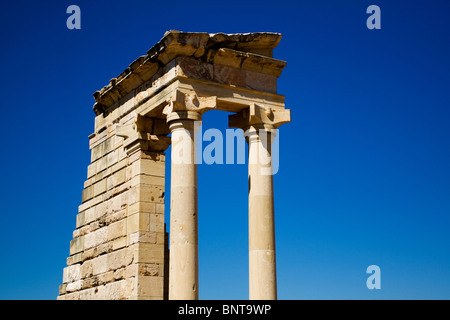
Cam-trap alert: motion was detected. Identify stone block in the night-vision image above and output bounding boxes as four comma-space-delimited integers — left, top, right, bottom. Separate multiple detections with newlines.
109, 192, 128, 213
132, 243, 165, 264
75, 211, 85, 229
83, 178, 93, 189
96, 156, 108, 174
59, 284, 67, 295
67, 253, 83, 266
81, 186, 93, 203
87, 163, 96, 179
131, 158, 165, 178
127, 212, 150, 234
81, 276, 99, 290
78, 200, 92, 215
156, 203, 164, 214
111, 158, 127, 175
245, 70, 277, 93
98, 271, 114, 285
84, 226, 108, 250
127, 150, 143, 164
91, 137, 114, 163
89, 129, 107, 150
156, 232, 165, 245
105, 209, 127, 225
112, 236, 128, 251
91, 192, 105, 208
82, 248, 96, 262
139, 263, 160, 276
131, 276, 164, 298
128, 201, 155, 215
118, 146, 127, 162
176, 56, 213, 81
124, 263, 139, 278
63, 264, 81, 284
106, 149, 119, 168
77, 288, 94, 300
91, 254, 108, 276
81, 260, 93, 279
127, 186, 138, 205
97, 241, 113, 256
60, 290, 81, 300
137, 185, 165, 203
129, 231, 157, 245
94, 201, 107, 220
108, 219, 127, 241
95, 279, 127, 300
66, 280, 83, 293
149, 213, 164, 232
70, 237, 84, 256
112, 168, 127, 188
130, 175, 165, 187
93, 179, 107, 197
88, 220, 100, 233
114, 267, 126, 281
214, 64, 246, 88
107, 247, 134, 271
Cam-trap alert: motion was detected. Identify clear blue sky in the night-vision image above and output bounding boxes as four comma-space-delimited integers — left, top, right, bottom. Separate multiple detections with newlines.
0, 0, 449, 300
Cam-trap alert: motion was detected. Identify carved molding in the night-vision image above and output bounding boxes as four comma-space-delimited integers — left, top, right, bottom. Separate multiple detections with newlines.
163, 90, 217, 121
116, 115, 171, 154
229, 104, 291, 130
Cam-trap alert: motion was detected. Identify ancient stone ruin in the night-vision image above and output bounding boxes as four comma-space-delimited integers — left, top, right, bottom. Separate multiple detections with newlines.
57, 31, 290, 300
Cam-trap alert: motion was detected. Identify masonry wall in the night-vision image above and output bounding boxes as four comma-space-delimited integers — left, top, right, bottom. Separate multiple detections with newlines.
58, 111, 169, 300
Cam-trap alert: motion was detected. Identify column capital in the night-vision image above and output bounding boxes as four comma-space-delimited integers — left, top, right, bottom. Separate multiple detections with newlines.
116, 114, 171, 155
163, 90, 217, 122
228, 104, 291, 131
166, 111, 202, 124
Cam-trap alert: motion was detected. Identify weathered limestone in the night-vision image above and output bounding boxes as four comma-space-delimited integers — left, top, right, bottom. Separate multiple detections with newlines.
163, 92, 216, 299
230, 104, 290, 300
59, 31, 289, 300
59, 111, 170, 300
167, 112, 200, 300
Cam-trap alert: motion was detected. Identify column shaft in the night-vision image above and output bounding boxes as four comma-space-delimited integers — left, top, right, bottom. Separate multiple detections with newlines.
168, 113, 200, 300
247, 128, 277, 300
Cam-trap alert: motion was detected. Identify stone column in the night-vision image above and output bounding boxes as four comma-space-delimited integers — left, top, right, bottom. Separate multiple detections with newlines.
229, 104, 290, 300
247, 125, 277, 300
167, 111, 201, 300
164, 91, 216, 300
